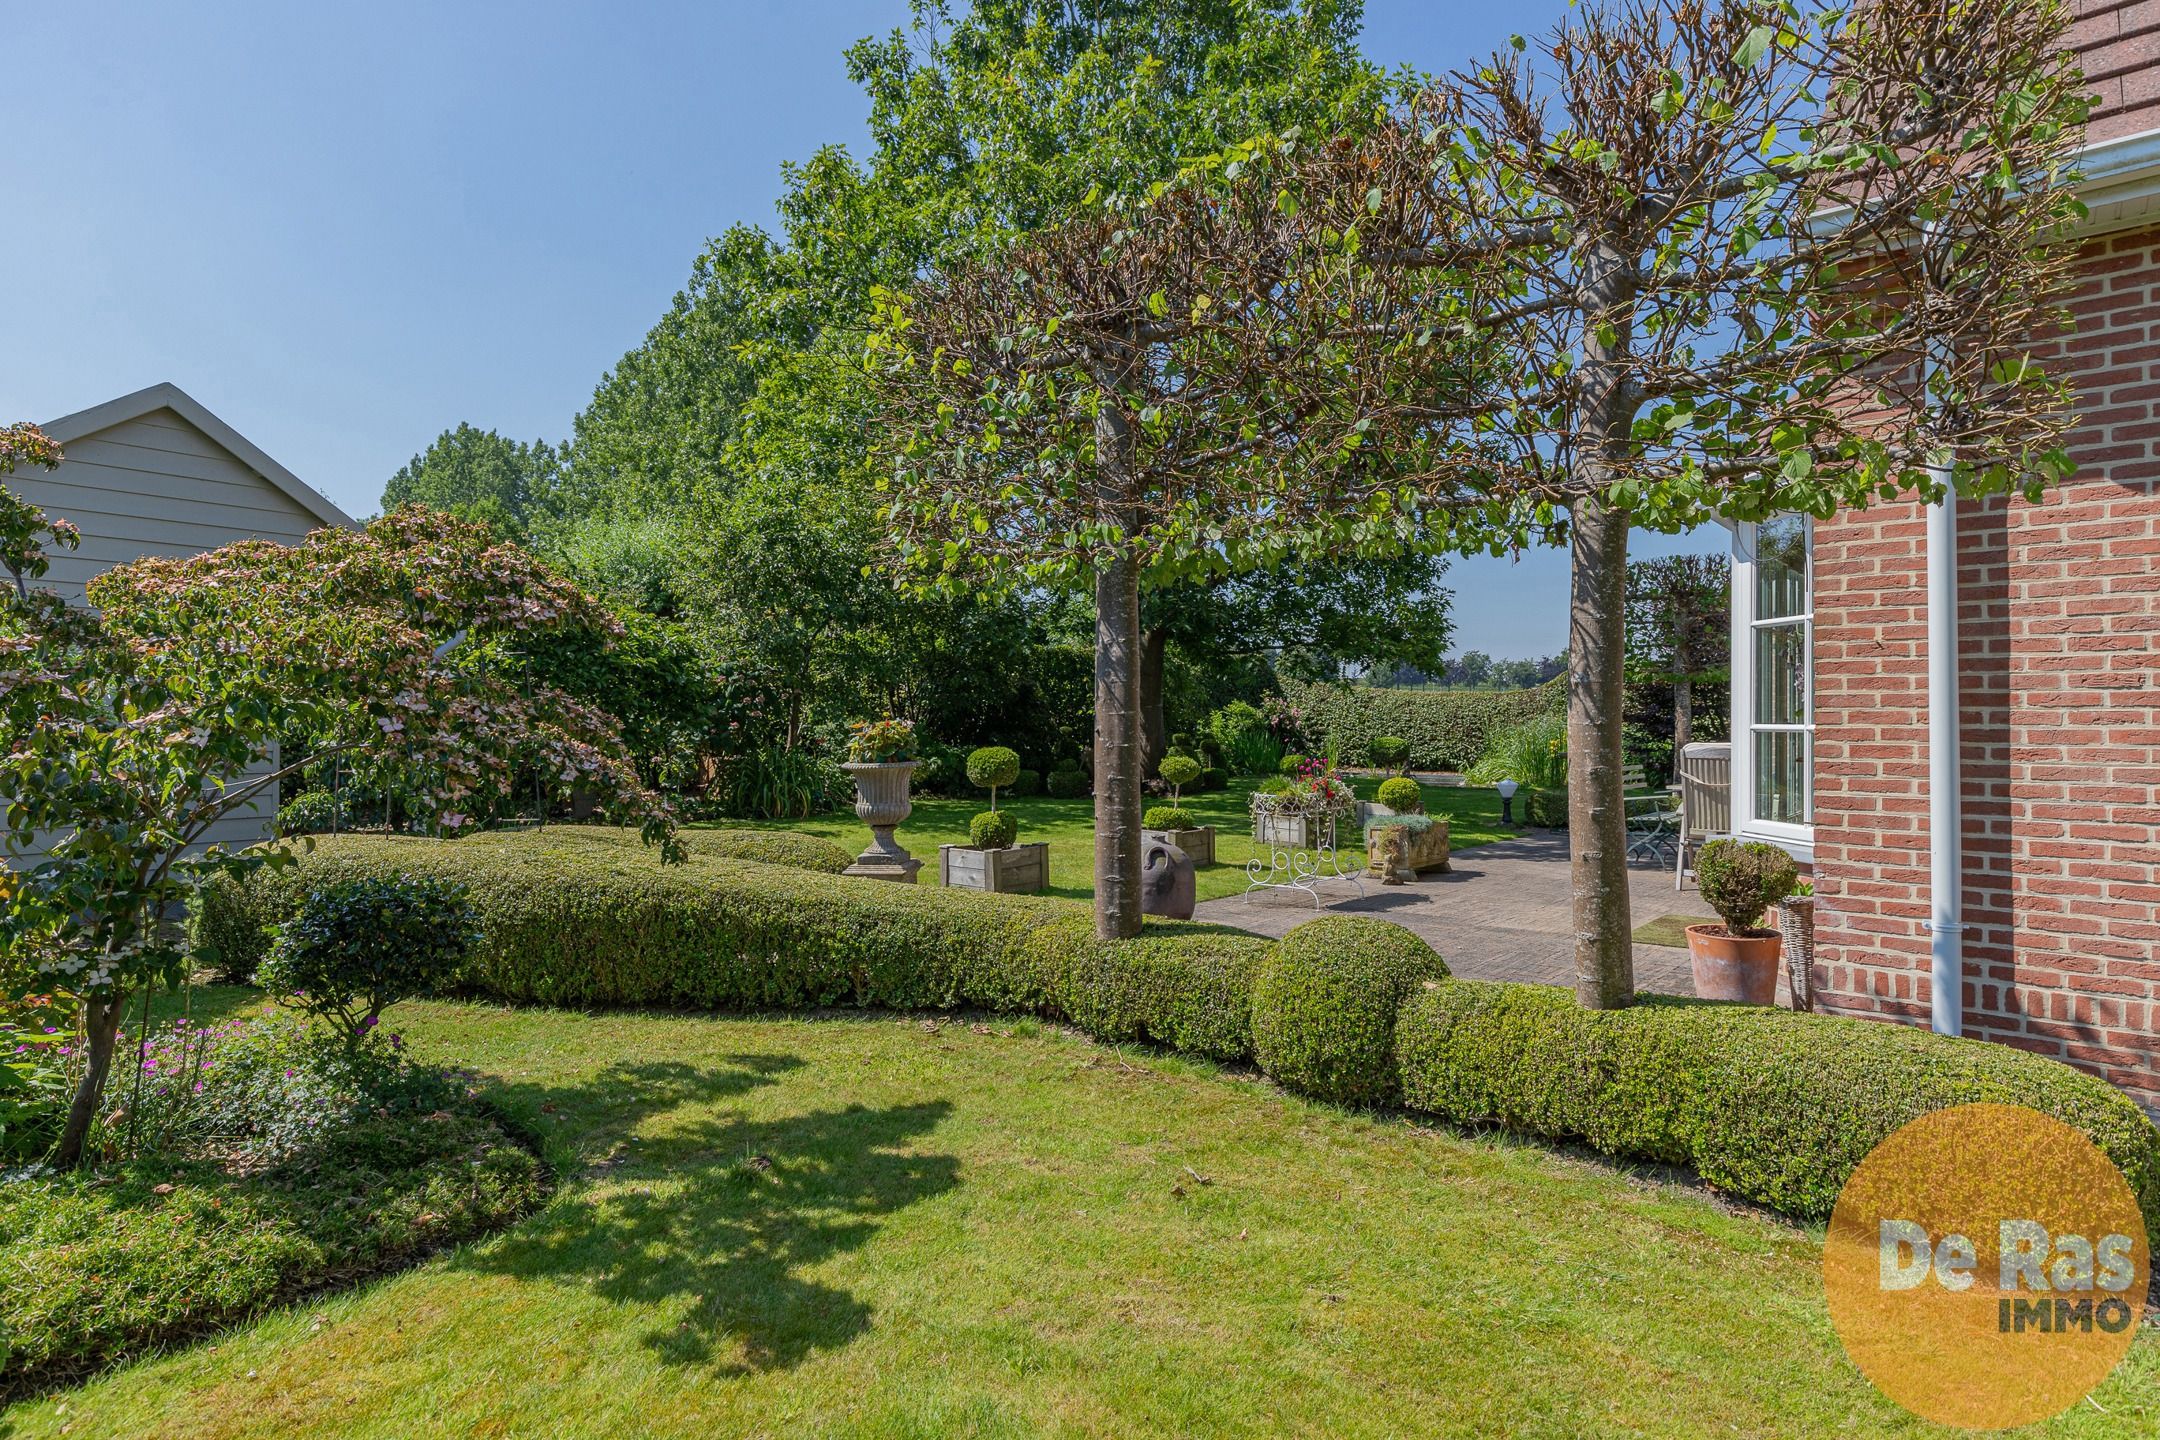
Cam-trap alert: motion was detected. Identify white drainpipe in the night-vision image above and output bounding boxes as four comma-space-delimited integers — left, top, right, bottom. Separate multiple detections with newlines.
1927, 486, 1964, 1036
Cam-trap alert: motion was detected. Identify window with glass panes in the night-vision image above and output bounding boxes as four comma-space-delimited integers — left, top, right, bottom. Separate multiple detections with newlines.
1749, 515, 1812, 825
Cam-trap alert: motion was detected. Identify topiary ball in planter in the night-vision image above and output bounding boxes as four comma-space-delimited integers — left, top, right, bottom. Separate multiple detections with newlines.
970, 809, 1018, 850
966, 745, 1021, 799
1695, 839, 1799, 935
1011, 767, 1042, 797
1143, 805, 1196, 831
1251, 916, 1449, 1106
1158, 753, 1202, 798
1374, 776, 1424, 813
1046, 766, 1088, 799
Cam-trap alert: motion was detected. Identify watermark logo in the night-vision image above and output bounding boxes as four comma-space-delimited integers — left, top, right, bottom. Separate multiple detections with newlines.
1823, 1103, 2150, 1429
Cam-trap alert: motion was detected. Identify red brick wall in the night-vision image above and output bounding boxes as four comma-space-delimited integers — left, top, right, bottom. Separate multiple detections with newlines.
2073, 0, 2160, 144
1810, 224, 2160, 1108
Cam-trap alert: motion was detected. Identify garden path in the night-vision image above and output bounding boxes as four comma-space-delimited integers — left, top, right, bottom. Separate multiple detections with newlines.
1194, 829, 1723, 998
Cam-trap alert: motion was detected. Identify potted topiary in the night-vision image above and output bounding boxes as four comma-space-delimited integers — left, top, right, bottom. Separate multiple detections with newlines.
940, 746, 1049, 893
1363, 776, 1449, 882
1142, 753, 1214, 865
842, 716, 923, 882
1686, 839, 1799, 1004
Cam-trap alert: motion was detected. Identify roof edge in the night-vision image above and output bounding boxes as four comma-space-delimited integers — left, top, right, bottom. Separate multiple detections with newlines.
41, 382, 356, 530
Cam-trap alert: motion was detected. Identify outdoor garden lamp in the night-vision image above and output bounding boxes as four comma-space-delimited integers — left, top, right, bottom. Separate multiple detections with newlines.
1496, 778, 1518, 825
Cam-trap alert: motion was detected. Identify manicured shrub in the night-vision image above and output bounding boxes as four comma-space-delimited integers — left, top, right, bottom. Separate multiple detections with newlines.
1011, 767, 1042, 797
1250, 917, 1448, 1107
1021, 914, 1264, 1062
966, 746, 1021, 805
1143, 805, 1197, 831
1369, 735, 1410, 772
259, 874, 480, 1046
1199, 766, 1227, 791
970, 810, 1018, 850
1046, 765, 1088, 799
189, 825, 854, 982
1282, 677, 1563, 774
1374, 777, 1424, 813
1157, 753, 1202, 803
274, 789, 340, 837
1394, 981, 2160, 1232
1695, 839, 1797, 936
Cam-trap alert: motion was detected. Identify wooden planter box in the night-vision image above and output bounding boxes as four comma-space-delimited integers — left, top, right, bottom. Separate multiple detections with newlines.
1144, 825, 1215, 867
939, 841, 1049, 894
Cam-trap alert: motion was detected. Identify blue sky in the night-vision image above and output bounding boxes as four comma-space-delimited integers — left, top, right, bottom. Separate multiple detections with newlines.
2, 0, 1720, 658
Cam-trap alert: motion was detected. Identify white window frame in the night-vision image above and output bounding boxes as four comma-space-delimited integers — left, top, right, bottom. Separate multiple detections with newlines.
1729, 516, 1815, 862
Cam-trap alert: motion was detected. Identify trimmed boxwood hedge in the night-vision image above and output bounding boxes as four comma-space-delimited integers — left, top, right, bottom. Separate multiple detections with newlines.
1395, 981, 2160, 1229
1280, 678, 1563, 774
198, 829, 2160, 1230
1252, 917, 1449, 1106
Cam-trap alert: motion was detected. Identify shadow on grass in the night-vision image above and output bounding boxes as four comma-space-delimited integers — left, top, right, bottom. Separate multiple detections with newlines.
466, 1059, 959, 1375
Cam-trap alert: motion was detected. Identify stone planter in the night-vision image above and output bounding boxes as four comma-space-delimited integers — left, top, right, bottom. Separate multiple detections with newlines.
939, 841, 1049, 894
1366, 817, 1451, 883
1144, 825, 1215, 867
843, 760, 921, 883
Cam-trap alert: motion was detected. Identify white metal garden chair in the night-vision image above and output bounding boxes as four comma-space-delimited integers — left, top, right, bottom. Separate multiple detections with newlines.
1672, 742, 1733, 891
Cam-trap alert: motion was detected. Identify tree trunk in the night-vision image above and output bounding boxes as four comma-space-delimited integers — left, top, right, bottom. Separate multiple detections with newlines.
1568, 492, 1635, 1008
1092, 381, 1145, 941
54, 992, 125, 1170
1673, 673, 1694, 757
1138, 625, 1168, 780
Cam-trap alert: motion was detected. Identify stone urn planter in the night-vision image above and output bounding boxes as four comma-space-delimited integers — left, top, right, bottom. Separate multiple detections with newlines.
1364, 815, 1451, 884
1144, 825, 1215, 867
842, 760, 921, 883
1684, 925, 1782, 1005
939, 841, 1049, 894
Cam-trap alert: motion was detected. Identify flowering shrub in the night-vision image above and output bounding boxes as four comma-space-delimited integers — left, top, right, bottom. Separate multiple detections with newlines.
846, 716, 918, 763
1, 469, 679, 1167
258, 875, 481, 1047
1, 992, 73, 1163
1253, 759, 1356, 819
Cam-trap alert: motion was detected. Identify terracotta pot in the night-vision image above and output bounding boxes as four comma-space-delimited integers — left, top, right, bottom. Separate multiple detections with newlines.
1684, 924, 1782, 1005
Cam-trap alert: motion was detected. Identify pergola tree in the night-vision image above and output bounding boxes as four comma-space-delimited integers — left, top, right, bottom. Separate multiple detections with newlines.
869, 166, 1467, 936
1292, 0, 2086, 1004
1625, 553, 1729, 753
2, 471, 678, 1168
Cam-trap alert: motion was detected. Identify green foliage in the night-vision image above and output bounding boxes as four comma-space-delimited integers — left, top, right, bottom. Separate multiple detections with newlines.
1251, 917, 1448, 1107
1011, 767, 1042, 797
1206, 702, 1282, 777
1465, 710, 1570, 791
275, 790, 340, 837
1157, 754, 1202, 792
847, 716, 918, 763
1278, 754, 1306, 776
1143, 806, 1197, 831
1374, 777, 1424, 813
0, 1023, 544, 1394
380, 423, 562, 539
1284, 677, 1563, 775
1199, 766, 1227, 791
1694, 840, 1799, 936
1395, 983, 2160, 1233
258, 876, 481, 1046
714, 742, 846, 819
1368, 735, 1410, 771
966, 746, 1022, 805
1046, 766, 1088, 799
205, 833, 1269, 1063
970, 810, 1019, 851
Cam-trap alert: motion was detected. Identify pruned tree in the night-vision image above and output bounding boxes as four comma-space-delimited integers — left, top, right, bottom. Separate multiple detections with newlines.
1625, 553, 1729, 753
1291, 0, 2086, 1004
868, 163, 1468, 937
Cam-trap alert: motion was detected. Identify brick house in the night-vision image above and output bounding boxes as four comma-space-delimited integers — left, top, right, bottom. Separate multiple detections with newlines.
1720, 3, 2160, 1109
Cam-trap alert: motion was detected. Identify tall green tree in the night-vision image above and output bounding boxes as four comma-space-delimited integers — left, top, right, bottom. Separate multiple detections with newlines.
1625, 554, 1728, 755
380, 424, 561, 538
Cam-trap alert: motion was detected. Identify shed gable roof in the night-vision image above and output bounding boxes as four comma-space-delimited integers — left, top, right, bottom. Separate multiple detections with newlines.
40, 382, 355, 529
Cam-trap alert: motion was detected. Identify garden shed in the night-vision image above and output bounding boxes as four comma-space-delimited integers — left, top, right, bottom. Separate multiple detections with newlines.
5, 381, 353, 854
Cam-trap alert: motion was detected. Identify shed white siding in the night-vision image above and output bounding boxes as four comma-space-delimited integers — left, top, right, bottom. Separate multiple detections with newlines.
5, 386, 353, 863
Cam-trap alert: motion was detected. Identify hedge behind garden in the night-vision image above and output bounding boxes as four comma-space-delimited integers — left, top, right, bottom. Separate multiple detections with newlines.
1279, 678, 1564, 773
197, 828, 2160, 1231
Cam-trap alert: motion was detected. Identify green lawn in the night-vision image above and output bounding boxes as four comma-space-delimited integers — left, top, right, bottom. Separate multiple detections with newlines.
712, 777, 1523, 902
12, 996, 2153, 1438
